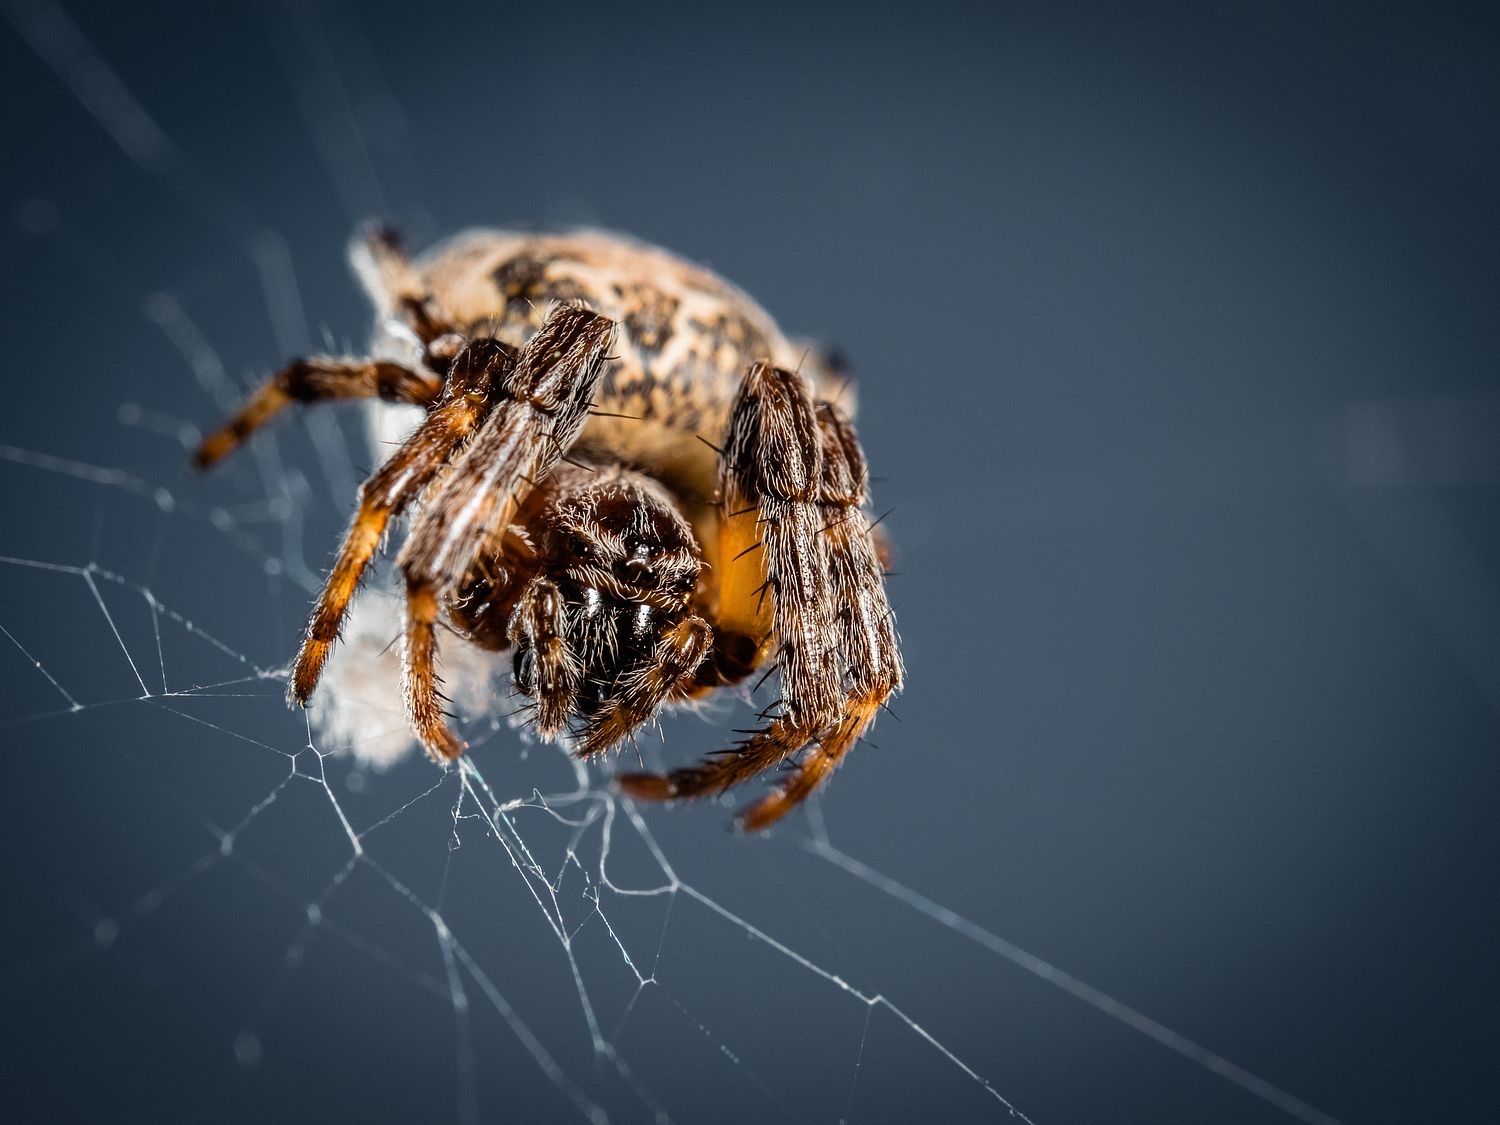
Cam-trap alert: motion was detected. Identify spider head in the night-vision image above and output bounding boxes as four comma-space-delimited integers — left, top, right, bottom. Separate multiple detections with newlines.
509, 466, 709, 744
542, 467, 700, 607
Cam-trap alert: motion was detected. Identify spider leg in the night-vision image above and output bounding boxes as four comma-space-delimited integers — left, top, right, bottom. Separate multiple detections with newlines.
737, 402, 903, 830
288, 339, 518, 704
195, 226, 465, 472
619, 368, 902, 829
348, 224, 461, 348
192, 358, 442, 469
576, 615, 713, 759
620, 364, 835, 801
397, 304, 614, 760
614, 726, 787, 803
507, 575, 581, 740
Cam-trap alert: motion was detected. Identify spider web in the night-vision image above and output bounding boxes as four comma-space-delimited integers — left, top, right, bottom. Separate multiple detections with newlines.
9, 2, 1487, 1122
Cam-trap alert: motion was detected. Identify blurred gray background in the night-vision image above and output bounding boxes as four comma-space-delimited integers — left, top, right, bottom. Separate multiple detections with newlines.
1, 1, 1497, 1122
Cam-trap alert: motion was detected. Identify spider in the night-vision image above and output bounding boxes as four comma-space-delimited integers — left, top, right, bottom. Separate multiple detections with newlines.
194, 226, 902, 829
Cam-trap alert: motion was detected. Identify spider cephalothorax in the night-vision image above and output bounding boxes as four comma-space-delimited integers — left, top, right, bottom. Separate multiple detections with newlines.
194, 226, 902, 829
501, 464, 711, 757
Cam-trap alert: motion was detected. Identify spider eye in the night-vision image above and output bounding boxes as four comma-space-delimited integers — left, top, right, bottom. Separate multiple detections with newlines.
564, 532, 594, 559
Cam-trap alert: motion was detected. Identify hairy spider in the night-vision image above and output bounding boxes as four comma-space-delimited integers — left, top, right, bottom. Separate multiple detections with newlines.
194, 227, 902, 829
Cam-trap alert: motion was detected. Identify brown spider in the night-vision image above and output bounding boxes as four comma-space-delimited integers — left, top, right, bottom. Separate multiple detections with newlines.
193, 226, 902, 829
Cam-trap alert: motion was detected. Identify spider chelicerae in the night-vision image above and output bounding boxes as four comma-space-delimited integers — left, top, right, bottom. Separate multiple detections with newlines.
194, 226, 902, 829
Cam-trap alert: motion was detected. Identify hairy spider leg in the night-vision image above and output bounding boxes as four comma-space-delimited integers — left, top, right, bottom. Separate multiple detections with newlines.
737, 400, 903, 829
507, 575, 579, 739
349, 224, 462, 348
192, 359, 443, 470
193, 226, 473, 471
576, 615, 714, 758
397, 305, 614, 760
619, 365, 902, 828
288, 338, 519, 704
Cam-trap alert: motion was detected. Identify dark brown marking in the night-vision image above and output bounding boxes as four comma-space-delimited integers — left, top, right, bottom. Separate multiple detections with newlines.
491, 254, 547, 310
620, 283, 680, 355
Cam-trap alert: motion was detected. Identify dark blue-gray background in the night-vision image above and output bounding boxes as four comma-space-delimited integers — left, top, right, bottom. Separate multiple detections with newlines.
2, 1, 1497, 1122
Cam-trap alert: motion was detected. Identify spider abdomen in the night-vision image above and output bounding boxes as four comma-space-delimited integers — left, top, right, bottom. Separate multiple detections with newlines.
408, 229, 841, 499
